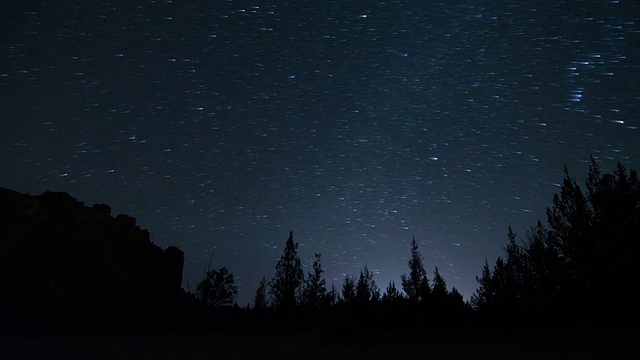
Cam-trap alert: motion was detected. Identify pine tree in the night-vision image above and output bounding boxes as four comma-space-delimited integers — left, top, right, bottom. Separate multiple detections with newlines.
341, 275, 356, 305
355, 264, 380, 304
504, 226, 524, 305
470, 259, 493, 310
432, 266, 447, 293
301, 253, 327, 310
586, 158, 640, 289
254, 276, 269, 310
548, 159, 640, 312
327, 282, 340, 307
546, 165, 594, 271
401, 237, 430, 303
382, 280, 403, 304
447, 287, 465, 310
269, 231, 304, 311
431, 266, 448, 306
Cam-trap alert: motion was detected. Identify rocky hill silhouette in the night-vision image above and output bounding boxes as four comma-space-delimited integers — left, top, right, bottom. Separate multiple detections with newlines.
0, 187, 184, 333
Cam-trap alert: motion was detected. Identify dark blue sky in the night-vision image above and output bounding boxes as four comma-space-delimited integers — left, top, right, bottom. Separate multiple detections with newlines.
2, 0, 639, 306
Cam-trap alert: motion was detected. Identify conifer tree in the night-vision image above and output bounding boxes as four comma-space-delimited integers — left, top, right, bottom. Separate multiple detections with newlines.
401, 237, 430, 303
254, 276, 269, 310
269, 231, 304, 311
585, 159, 640, 300
355, 264, 380, 304
301, 253, 327, 309
341, 275, 356, 305
504, 226, 524, 305
431, 266, 448, 305
382, 280, 403, 303
448, 287, 465, 310
547, 165, 594, 272
470, 259, 493, 310
327, 282, 340, 307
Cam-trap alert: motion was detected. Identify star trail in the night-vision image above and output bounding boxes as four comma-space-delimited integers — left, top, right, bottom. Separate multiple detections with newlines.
2, 1, 639, 306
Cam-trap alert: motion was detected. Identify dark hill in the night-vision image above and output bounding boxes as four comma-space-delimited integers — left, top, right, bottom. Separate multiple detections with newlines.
0, 187, 184, 333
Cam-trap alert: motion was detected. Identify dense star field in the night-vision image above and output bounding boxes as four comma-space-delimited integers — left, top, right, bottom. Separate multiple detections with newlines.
2, 1, 639, 306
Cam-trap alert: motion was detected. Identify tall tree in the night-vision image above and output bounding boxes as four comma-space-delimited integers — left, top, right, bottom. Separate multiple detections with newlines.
401, 237, 430, 303
355, 264, 380, 304
431, 266, 448, 306
327, 282, 340, 307
301, 253, 327, 310
546, 165, 594, 275
382, 280, 403, 304
269, 231, 304, 311
447, 287, 465, 310
522, 221, 564, 310
503, 226, 524, 306
470, 259, 493, 310
253, 276, 269, 310
341, 275, 356, 305
585, 159, 640, 287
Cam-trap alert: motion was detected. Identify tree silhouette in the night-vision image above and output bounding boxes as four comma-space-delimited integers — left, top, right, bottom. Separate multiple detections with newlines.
401, 237, 430, 304
521, 222, 565, 312
355, 264, 380, 304
547, 165, 595, 282
471, 159, 640, 324
382, 280, 403, 304
327, 282, 340, 307
253, 276, 269, 310
301, 253, 328, 310
503, 226, 525, 308
196, 266, 238, 307
269, 231, 304, 311
585, 160, 640, 306
470, 259, 494, 311
447, 287, 465, 310
341, 275, 356, 305
431, 266, 448, 307
548, 159, 640, 314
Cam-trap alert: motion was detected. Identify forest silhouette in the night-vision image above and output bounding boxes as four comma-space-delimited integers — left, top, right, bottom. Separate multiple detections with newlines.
1, 158, 638, 357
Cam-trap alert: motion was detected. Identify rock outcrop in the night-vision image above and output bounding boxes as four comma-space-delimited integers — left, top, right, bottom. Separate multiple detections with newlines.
0, 187, 185, 332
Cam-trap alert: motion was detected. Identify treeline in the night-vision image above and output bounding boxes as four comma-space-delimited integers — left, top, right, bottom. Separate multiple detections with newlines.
194, 158, 640, 331
1, 158, 638, 335
471, 158, 640, 327
190, 232, 473, 335
198, 233, 468, 313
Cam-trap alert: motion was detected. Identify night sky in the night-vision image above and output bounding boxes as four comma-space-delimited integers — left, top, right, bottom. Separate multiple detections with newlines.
2, 1, 639, 307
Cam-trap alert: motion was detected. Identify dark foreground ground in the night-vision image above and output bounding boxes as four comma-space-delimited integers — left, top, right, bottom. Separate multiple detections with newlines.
1, 328, 637, 360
